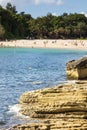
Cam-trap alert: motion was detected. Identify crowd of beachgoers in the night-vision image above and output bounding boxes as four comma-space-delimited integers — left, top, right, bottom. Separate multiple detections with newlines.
0, 39, 87, 50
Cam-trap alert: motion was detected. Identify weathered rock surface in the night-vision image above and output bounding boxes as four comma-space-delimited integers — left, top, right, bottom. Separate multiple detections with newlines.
66, 57, 87, 79
10, 81, 87, 130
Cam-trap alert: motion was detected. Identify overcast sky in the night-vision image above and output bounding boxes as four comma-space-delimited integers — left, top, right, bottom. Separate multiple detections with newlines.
0, 0, 87, 18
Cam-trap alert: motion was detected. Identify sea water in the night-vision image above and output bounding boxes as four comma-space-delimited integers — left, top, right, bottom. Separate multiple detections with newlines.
0, 47, 87, 129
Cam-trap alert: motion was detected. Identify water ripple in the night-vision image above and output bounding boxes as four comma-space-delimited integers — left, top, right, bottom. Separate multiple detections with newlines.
0, 47, 86, 129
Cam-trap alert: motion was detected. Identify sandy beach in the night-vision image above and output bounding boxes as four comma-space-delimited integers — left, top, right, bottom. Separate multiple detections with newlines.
0, 39, 87, 50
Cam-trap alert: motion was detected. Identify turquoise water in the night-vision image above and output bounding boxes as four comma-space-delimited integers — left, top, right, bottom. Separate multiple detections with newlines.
0, 47, 87, 129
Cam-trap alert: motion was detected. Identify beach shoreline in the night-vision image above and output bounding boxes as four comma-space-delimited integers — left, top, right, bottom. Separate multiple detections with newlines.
0, 39, 87, 50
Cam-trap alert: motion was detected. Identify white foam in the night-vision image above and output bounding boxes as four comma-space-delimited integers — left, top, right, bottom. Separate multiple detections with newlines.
32, 81, 43, 85
29, 67, 32, 70
8, 104, 21, 114
67, 80, 76, 84
8, 104, 29, 119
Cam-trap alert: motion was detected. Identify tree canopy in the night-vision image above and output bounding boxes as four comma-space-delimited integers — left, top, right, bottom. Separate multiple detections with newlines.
0, 3, 87, 40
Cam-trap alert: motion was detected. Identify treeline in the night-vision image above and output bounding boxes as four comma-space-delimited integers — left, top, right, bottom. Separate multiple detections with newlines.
0, 2, 87, 40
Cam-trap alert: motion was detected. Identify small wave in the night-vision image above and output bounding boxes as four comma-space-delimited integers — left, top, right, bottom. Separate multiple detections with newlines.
28, 67, 32, 70
8, 105, 29, 119
54, 80, 77, 86
67, 80, 76, 84
8, 104, 21, 115
32, 81, 43, 85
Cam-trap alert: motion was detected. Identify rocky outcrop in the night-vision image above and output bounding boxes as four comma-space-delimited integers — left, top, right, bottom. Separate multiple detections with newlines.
10, 81, 87, 130
66, 57, 87, 79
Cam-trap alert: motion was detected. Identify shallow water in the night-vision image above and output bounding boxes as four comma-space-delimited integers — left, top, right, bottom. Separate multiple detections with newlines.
0, 47, 87, 129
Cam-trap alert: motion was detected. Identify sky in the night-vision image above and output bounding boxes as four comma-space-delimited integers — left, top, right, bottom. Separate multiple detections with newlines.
0, 0, 87, 18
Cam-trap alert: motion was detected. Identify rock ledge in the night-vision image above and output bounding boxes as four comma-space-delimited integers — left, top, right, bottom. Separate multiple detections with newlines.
10, 81, 87, 130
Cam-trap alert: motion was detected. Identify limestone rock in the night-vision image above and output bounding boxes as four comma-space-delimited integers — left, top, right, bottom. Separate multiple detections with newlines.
66, 57, 87, 79
8, 119, 87, 130
10, 81, 87, 130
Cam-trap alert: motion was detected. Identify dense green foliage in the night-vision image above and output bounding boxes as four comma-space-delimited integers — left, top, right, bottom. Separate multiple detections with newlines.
0, 24, 5, 39
0, 3, 87, 40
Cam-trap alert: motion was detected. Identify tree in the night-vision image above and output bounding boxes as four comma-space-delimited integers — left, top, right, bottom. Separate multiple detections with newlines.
6, 2, 17, 13
1, 3, 87, 39
0, 24, 5, 39
77, 22, 87, 38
